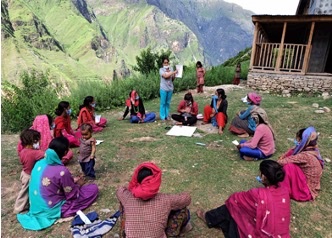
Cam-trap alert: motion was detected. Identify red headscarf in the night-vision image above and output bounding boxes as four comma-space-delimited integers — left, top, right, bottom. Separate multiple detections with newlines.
128, 162, 162, 200
126, 90, 139, 107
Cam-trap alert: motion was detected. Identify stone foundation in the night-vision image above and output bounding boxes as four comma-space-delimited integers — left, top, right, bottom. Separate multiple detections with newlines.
247, 71, 332, 93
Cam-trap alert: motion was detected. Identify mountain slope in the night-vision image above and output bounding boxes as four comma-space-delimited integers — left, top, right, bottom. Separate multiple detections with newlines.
146, 0, 254, 65
1, 0, 253, 86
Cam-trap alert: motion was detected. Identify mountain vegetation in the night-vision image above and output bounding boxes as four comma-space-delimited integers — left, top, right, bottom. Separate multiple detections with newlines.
1, 0, 253, 85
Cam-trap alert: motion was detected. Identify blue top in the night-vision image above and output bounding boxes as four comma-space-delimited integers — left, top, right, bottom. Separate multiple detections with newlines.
159, 67, 174, 91
239, 105, 256, 132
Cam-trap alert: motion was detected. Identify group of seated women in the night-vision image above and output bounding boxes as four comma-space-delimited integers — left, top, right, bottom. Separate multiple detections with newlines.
14, 89, 324, 237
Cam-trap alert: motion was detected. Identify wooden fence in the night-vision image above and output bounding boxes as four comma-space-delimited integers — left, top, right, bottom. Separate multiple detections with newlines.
252, 43, 307, 72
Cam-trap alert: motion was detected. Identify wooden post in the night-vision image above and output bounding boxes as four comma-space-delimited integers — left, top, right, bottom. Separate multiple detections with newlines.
249, 22, 259, 69
276, 22, 287, 71
302, 22, 315, 74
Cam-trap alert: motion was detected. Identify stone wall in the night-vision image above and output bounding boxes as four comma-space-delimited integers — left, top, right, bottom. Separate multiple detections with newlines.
247, 71, 332, 94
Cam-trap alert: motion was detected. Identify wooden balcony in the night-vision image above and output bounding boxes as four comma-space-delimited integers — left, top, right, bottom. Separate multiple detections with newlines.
252, 43, 308, 73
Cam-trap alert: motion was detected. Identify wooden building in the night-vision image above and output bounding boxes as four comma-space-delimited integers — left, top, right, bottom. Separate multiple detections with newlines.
247, 0, 332, 93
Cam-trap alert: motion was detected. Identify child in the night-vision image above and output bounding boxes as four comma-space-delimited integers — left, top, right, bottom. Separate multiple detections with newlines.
196, 61, 206, 93
78, 123, 96, 180
14, 129, 45, 214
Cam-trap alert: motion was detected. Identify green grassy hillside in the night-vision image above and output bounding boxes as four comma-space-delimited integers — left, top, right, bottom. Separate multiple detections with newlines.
1, 0, 204, 86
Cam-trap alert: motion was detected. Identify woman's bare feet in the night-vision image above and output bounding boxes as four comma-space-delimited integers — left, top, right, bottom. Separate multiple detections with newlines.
238, 133, 249, 138
218, 128, 223, 135
196, 209, 207, 223
243, 155, 255, 161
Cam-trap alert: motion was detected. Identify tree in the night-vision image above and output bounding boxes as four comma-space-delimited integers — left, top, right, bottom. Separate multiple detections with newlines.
133, 48, 173, 76
132, 47, 157, 75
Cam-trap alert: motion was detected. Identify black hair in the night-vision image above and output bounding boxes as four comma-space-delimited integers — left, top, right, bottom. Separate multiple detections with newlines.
79, 96, 94, 110
46, 114, 53, 127
184, 92, 194, 104
259, 160, 285, 186
196, 61, 203, 68
137, 167, 153, 184
216, 88, 227, 100
162, 57, 169, 64
48, 137, 69, 159
20, 129, 41, 147
296, 128, 306, 140
80, 123, 93, 133
55, 101, 70, 116
257, 114, 265, 124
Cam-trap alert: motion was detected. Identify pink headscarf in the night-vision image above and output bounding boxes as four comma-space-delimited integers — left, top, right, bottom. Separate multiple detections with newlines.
128, 162, 162, 200
248, 92, 262, 105
31, 115, 53, 151
17, 115, 53, 154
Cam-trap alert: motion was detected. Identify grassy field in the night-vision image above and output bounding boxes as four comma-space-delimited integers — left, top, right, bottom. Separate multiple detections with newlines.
1, 85, 332, 237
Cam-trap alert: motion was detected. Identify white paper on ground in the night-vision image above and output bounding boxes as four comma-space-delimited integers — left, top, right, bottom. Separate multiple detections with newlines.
76, 210, 91, 224
232, 140, 239, 146
95, 115, 101, 124
96, 140, 104, 145
166, 125, 196, 137
175, 65, 183, 78
241, 96, 248, 103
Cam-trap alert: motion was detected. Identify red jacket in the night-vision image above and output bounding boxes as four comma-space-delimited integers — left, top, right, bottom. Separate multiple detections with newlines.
177, 100, 198, 116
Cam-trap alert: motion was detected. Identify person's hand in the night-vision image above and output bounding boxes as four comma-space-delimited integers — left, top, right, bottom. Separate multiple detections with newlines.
174, 69, 178, 75
90, 155, 95, 159
185, 107, 191, 113
236, 144, 241, 150
237, 112, 240, 116
118, 117, 124, 121
76, 177, 86, 186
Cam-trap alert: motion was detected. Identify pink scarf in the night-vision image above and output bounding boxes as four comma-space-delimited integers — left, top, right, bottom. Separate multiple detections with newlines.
31, 115, 53, 151
128, 162, 162, 200
17, 115, 53, 154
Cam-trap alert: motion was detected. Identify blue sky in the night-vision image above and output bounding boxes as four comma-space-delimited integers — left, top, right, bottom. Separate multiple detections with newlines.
224, 0, 299, 15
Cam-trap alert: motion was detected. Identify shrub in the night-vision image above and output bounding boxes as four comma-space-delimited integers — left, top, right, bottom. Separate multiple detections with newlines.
1, 70, 59, 133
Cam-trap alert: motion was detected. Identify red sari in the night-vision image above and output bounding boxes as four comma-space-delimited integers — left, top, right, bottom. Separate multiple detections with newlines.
77, 107, 107, 132
226, 186, 290, 238
54, 115, 80, 147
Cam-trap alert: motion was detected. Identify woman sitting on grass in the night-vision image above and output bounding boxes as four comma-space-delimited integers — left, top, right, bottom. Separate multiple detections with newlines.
236, 107, 275, 161
119, 90, 156, 123
116, 162, 192, 237
171, 92, 198, 126
203, 88, 228, 135
229, 92, 262, 138
77, 96, 107, 132
17, 137, 99, 231
54, 101, 81, 148
278, 126, 324, 201
197, 160, 290, 238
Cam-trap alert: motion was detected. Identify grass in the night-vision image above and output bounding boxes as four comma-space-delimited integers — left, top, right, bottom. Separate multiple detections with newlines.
1, 86, 332, 237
